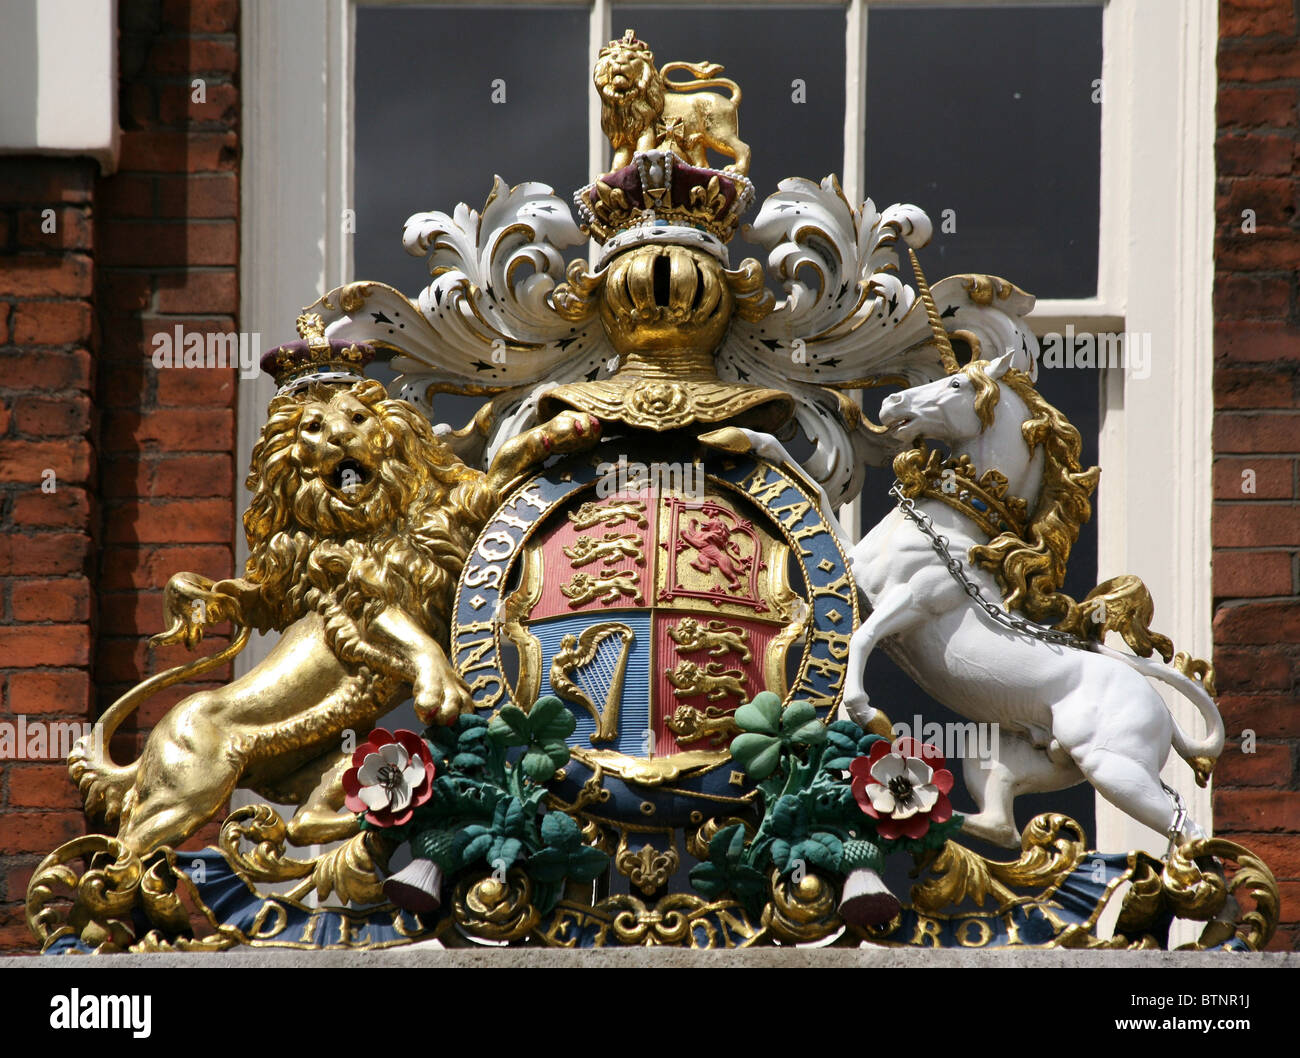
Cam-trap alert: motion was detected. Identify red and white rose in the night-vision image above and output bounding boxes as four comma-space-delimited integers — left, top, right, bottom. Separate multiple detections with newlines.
849, 737, 954, 841
342, 728, 435, 828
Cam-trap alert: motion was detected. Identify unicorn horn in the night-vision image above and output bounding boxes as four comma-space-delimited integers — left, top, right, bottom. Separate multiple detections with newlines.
909, 247, 960, 375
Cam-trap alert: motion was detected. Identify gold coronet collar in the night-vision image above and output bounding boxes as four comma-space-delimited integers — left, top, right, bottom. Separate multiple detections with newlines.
894, 446, 1030, 540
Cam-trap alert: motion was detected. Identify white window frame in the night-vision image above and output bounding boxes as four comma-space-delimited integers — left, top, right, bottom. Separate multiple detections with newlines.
239, 0, 1217, 867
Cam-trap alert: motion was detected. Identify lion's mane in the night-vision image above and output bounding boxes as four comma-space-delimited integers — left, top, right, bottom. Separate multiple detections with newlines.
595, 39, 665, 155
241, 379, 496, 649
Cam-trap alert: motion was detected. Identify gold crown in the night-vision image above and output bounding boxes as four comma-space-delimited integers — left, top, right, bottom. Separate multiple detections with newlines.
575, 151, 755, 252
261, 313, 373, 396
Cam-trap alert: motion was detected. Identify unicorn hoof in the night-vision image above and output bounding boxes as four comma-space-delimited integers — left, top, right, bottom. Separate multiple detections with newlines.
845, 694, 891, 736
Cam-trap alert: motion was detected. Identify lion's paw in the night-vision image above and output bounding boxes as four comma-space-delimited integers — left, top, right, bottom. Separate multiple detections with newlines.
414, 671, 476, 727
540, 411, 602, 456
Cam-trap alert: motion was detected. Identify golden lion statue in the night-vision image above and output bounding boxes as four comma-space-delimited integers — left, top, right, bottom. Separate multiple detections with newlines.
69, 379, 600, 856
594, 29, 750, 174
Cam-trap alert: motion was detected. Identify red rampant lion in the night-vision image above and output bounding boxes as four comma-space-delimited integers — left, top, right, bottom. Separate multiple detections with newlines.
681, 516, 750, 590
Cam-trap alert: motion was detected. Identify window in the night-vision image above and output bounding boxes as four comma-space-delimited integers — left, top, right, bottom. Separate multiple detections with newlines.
241, 1, 1217, 880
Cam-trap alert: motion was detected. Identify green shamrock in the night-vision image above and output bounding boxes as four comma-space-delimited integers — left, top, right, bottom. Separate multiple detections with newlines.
488, 695, 575, 782
527, 811, 609, 884
728, 692, 826, 780
453, 796, 530, 871
689, 823, 766, 900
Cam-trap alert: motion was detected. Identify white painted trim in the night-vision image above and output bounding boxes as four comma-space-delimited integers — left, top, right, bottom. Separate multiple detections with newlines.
1093, 0, 1217, 868
237, 0, 355, 677
0, 0, 119, 170
588, 0, 613, 261
841, 0, 868, 209
840, 0, 869, 543
1096, 0, 1130, 316
588, 0, 612, 179
1028, 299, 1125, 336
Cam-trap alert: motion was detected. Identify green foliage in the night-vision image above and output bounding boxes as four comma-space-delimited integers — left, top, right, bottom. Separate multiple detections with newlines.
350, 698, 607, 924
454, 797, 529, 871
489, 696, 575, 782
686, 693, 963, 909
730, 692, 827, 780
528, 812, 609, 885
410, 826, 458, 869
425, 713, 492, 772
689, 824, 766, 902
824, 722, 886, 771
839, 838, 884, 874
767, 795, 842, 874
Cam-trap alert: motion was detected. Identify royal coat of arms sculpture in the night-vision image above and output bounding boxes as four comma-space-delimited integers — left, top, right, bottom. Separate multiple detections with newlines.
27, 30, 1279, 954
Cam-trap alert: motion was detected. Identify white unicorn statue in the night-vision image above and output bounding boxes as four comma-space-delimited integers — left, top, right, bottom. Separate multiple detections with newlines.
705, 351, 1224, 850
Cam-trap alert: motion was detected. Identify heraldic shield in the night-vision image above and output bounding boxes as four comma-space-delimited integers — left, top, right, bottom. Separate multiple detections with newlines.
450, 441, 859, 823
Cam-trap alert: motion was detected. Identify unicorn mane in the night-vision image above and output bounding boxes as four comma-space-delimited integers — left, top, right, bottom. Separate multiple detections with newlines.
965, 363, 1100, 622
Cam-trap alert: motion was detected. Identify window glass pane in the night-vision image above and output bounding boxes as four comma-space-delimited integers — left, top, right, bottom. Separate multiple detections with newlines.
614, 5, 846, 262
355, 4, 589, 431
355, 5, 590, 293
865, 3, 1103, 299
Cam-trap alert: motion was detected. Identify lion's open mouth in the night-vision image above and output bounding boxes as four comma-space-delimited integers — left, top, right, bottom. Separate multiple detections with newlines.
330, 458, 370, 494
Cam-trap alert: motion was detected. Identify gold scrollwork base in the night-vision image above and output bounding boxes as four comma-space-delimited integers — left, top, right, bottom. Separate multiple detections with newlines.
532, 892, 764, 949
869, 814, 1280, 952
29, 806, 1281, 954
762, 869, 842, 945
451, 869, 541, 944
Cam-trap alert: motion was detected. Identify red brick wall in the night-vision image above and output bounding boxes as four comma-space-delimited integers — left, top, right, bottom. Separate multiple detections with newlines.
97, 0, 239, 728
0, 160, 99, 949
1212, 0, 1300, 951
0, 0, 239, 950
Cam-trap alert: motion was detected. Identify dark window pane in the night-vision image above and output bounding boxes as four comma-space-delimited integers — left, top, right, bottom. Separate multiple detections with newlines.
355, 5, 590, 293
865, 4, 1103, 299
355, 5, 589, 426
614, 5, 846, 262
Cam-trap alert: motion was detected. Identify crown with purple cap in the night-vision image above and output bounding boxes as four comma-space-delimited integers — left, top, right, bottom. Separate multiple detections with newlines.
261, 313, 374, 396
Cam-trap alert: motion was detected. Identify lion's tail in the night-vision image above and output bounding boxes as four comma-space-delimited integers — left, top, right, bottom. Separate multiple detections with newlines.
659, 61, 742, 107
69, 627, 250, 823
